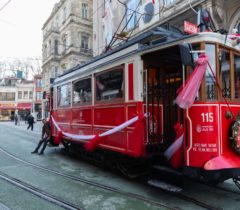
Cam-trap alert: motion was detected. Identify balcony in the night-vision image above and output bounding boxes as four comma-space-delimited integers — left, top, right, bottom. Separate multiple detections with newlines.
79, 47, 93, 56
43, 26, 60, 40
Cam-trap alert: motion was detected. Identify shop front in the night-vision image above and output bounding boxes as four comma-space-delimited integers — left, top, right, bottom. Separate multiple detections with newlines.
16, 102, 32, 121
0, 103, 16, 121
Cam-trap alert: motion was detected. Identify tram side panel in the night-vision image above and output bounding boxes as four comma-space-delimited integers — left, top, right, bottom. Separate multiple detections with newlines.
50, 58, 147, 157
185, 102, 240, 173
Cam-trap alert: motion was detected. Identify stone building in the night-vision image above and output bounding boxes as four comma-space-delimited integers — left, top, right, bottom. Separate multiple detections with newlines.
33, 75, 43, 120
93, 0, 240, 56
42, 0, 93, 118
0, 77, 34, 121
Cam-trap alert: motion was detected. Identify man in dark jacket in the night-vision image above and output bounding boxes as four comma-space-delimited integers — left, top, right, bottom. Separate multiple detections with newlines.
27, 114, 35, 131
31, 119, 51, 155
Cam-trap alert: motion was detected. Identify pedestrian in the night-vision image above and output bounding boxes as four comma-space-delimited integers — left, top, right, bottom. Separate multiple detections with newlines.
17, 114, 20, 126
31, 119, 51, 155
14, 114, 18, 125
24, 114, 28, 124
14, 114, 20, 126
27, 114, 34, 130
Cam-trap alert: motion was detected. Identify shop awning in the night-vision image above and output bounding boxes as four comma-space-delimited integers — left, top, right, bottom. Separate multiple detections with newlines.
17, 103, 32, 110
0, 103, 16, 110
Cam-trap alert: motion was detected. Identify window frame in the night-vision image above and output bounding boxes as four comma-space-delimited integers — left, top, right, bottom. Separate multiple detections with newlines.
57, 83, 72, 107
232, 52, 240, 100
94, 66, 125, 105
72, 76, 92, 106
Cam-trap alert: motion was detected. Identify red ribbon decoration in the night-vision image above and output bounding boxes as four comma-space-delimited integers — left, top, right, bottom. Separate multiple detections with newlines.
84, 134, 101, 152
54, 131, 63, 144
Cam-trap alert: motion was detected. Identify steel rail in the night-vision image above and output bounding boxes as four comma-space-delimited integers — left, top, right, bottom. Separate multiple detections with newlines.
0, 146, 176, 210
0, 171, 84, 210
0, 146, 223, 210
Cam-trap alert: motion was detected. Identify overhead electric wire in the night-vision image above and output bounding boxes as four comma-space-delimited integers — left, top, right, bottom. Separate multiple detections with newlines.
89, 0, 107, 19
116, 0, 163, 17
105, 0, 142, 51
0, 0, 11, 12
188, 0, 198, 14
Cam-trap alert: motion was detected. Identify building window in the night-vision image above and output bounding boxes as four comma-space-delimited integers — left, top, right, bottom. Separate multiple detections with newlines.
96, 68, 124, 101
36, 92, 42, 100
82, 3, 88, 18
73, 78, 92, 104
54, 67, 58, 78
165, 0, 176, 6
81, 34, 89, 49
44, 44, 47, 58
54, 39, 59, 55
37, 79, 42, 88
49, 40, 52, 55
63, 7, 67, 22
57, 83, 71, 106
126, 0, 140, 31
23, 91, 28, 99
29, 91, 33, 99
0, 92, 15, 101
63, 36, 67, 54
18, 91, 22, 99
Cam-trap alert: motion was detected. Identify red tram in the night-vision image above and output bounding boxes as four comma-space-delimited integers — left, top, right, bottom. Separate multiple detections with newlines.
49, 26, 240, 191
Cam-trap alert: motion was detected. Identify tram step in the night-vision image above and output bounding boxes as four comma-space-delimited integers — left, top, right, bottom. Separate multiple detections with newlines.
152, 165, 182, 176
148, 179, 183, 192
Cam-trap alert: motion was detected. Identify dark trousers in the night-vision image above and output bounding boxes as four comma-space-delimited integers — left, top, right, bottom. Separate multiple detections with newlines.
33, 137, 50, 154
27, 123, 34, 130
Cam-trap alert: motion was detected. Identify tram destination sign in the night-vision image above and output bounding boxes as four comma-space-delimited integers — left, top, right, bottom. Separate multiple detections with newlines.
184, 21, 198, 34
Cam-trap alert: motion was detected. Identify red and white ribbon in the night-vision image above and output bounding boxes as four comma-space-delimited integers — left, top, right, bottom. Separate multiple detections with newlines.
228, 33, 240, 40
164, 133, 184, 160
51, 114, 147, 141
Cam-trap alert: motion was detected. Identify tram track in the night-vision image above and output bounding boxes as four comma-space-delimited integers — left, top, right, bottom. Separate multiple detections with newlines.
0, 146, 222, 210
0, 171, 84, 210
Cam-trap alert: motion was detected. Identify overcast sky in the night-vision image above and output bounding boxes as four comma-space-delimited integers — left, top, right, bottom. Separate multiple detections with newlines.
0, 0, 59, 58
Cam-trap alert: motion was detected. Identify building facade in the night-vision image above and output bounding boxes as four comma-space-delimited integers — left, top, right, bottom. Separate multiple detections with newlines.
0, 77, 34, 121
33, 75, 43, 120
42, 0, 93, 119
93, 0, 240, 56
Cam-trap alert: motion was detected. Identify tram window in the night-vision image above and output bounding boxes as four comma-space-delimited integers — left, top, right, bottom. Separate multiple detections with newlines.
73, 78, 92, 104
234, 54, 240, 99
205, 44, 217, 100
220, 50, 231, 98
96, 68, 123, 101
57, 83, 71, 107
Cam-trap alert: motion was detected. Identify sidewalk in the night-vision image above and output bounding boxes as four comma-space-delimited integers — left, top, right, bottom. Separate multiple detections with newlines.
0, 120, 42, 135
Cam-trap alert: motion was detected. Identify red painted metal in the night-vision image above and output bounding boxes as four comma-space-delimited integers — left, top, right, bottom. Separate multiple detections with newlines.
51, 102, 146, 157
16, 102, 32, 110
185, 102, 240, 170
128, 63, 134, 101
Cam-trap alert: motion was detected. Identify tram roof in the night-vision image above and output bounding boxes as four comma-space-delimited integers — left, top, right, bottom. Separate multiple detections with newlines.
54, 24, 235, 85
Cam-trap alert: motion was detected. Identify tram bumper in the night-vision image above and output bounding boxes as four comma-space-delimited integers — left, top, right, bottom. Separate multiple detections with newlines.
204, 152, 240, 170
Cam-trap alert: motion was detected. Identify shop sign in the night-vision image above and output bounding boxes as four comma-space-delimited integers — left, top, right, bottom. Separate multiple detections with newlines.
0, 103, 16, 109
184, 21, 198, 34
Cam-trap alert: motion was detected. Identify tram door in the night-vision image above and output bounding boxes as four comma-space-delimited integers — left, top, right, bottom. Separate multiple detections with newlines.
144, 66, 183, 151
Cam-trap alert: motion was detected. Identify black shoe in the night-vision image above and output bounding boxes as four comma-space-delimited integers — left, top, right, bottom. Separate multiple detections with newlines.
39, 152, 44, 155
31, 151, 38, 154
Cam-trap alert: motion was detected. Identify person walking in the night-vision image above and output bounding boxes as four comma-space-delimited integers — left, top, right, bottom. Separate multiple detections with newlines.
14, 114, 20, 126
31, 119, 51, 155
14, 114, 18, 125
27, 114, 34, 130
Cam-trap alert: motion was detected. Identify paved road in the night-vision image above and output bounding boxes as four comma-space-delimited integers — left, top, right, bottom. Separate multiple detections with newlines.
0, 121, 240, 210
3, 120, 42, 134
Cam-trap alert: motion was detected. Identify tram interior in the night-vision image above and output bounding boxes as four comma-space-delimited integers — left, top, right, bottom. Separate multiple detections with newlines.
142, 46, 185, 148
